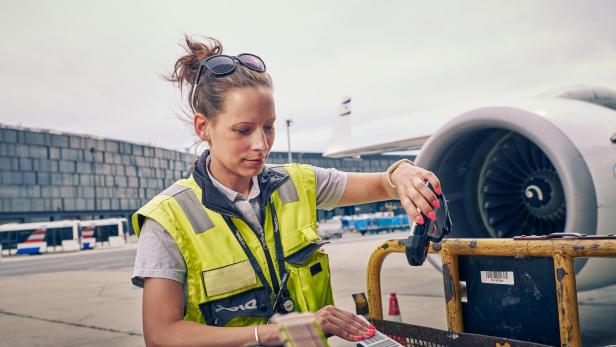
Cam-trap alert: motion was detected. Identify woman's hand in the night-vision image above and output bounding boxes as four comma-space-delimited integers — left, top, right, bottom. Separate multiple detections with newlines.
390, 163, 442, 225
314, 305, 376, 342
257, 324, 285, 346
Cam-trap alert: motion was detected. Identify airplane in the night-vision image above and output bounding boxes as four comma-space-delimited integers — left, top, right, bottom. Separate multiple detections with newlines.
324, 86, 616, 291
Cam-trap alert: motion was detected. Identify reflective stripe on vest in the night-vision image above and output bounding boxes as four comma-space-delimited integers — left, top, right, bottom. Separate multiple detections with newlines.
270, 166, 300, 204
160, 184, 215, 234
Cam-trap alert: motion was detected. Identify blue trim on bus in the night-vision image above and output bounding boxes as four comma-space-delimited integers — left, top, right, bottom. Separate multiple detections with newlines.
16, 247, 40, 255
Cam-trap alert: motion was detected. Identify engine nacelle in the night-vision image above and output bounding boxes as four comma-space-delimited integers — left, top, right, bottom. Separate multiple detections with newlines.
416, 86, 616, 290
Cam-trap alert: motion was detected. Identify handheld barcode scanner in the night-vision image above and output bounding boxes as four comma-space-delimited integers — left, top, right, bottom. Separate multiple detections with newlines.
405, 183, 452, 266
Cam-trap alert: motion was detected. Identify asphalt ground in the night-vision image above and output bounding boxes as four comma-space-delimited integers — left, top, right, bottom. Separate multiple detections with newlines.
0, 232, 615, 346
0, 247, 139, 277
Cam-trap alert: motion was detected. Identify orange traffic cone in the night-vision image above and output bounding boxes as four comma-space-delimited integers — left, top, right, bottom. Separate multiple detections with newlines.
388, 292, 401, 322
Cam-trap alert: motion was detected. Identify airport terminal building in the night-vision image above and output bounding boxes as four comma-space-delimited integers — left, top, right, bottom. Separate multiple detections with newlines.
0, 124, 409, 248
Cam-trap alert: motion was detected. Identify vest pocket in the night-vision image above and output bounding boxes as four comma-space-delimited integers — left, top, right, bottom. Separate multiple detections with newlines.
281, 224, 320, 257
286, 249, 334, 313
200, 287, 274, 327
202, 260, 257, 297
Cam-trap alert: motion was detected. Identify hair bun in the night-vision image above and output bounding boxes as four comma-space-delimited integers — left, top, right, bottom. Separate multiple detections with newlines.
168, 34, 272, 119
168, 35, 223, 90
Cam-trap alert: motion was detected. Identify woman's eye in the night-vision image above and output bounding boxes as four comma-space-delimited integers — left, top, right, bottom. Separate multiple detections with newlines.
235, 129, 251, 135
264, 126, 274, 132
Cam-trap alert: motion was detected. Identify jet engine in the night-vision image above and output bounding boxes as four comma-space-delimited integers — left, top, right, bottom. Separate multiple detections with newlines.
416, 86, 616, 290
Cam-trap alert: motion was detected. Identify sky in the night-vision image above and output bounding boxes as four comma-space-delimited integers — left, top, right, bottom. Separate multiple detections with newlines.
1, 0, 615, 153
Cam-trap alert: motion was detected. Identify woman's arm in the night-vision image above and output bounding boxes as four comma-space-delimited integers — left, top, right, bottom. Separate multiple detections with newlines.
143, 279, 374, 346
337, 162, 441, 224
142, 278, 282, 347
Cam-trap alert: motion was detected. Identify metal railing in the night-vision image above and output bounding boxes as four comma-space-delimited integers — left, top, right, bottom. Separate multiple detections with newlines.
366, 236, 616, 347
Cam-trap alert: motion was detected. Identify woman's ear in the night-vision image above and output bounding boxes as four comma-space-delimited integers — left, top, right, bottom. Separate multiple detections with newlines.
193, 113, 210, 141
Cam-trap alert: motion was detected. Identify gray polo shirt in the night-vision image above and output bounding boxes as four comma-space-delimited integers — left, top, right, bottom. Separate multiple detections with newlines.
131, 161, 347, 287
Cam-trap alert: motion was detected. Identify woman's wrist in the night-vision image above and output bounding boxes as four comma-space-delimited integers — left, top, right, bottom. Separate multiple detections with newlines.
258, 324, 283, 346
384, 159, 414, 199
386, 159, 414, 190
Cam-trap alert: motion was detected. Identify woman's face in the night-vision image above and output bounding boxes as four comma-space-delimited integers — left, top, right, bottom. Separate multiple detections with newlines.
204, 86, 276, 179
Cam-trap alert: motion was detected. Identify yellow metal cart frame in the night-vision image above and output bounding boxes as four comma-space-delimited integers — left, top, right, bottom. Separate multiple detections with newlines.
366, 237, 616, 347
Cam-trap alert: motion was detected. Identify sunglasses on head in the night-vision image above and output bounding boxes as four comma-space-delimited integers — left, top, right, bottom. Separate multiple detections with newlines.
191, 53, 266, 111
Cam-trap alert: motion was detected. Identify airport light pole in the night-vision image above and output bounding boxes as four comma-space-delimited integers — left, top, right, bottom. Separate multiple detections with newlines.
285, 119, 293, 163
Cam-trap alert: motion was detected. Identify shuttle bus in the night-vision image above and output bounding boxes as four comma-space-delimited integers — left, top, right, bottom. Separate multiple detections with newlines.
0, 220, 80, 255
78, 218, 127, 248
0, 218, 127, 256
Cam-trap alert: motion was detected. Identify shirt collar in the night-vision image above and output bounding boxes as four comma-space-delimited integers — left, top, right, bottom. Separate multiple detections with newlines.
205, 155, 261, 202
191, 150, 290, 218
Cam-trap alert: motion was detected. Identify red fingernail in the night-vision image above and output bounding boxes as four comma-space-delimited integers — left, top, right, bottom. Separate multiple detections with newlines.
353, 335, 364, 341
428, 212, 437, 221
363, 332, 373, 338
432, 199, 440, 209
369, 327, 376, 332
369, 324, 376, 329
436, 187, 442, 195
415, 215, 425, 224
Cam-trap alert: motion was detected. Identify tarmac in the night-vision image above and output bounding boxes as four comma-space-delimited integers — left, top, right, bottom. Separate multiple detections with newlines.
0, 232, 614, 346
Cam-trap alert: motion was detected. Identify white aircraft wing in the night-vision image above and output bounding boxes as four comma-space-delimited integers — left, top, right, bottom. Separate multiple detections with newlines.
323, 97, 455, 158
323, 134, 430, 158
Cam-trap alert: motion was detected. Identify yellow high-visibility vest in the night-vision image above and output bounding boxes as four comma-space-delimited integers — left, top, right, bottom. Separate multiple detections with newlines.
133, 162, 334, 326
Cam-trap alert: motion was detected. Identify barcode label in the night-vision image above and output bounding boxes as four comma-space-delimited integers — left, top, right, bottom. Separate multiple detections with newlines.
359, 331, 404, 347
480, 271, 514, 285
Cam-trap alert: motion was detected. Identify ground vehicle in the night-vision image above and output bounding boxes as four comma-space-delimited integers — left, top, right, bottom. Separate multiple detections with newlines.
342, 213, 409, 235
317, 217, 343, 239
0, 217, 127, 255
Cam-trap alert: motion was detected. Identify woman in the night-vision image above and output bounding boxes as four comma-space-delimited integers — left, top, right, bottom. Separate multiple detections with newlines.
131, 36, 442, 347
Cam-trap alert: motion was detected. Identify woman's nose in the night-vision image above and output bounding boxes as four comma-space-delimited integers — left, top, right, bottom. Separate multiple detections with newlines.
251, 129, 268, 150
